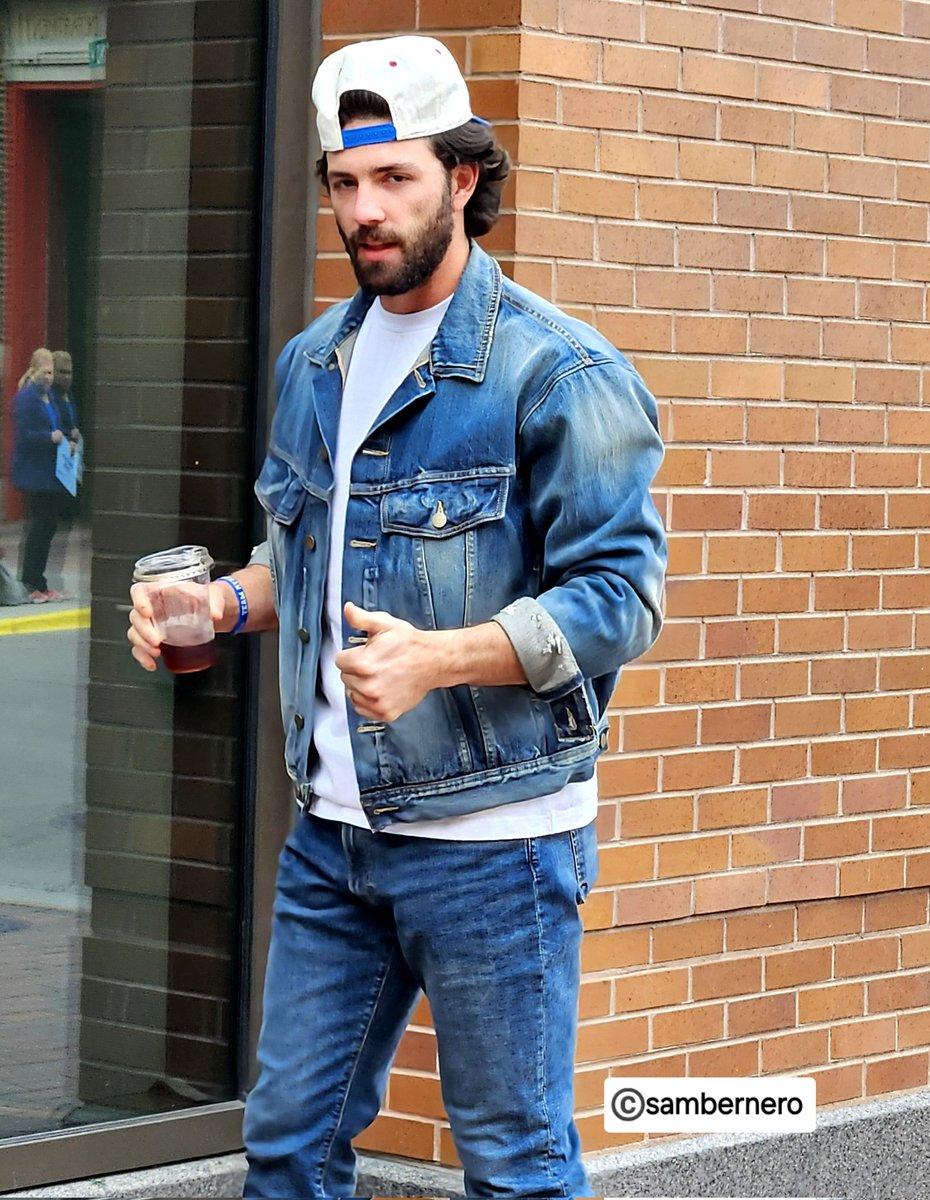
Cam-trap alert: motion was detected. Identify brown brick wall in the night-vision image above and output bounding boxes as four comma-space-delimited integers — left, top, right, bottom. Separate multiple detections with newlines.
320, 0, 930, 1167
584, 0, 930, 1154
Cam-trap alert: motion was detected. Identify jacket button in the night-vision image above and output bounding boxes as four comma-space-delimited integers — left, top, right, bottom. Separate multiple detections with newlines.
320, 446, 329, 462
305, 534, 316, 551
295, 713, 305, 730
298, 627, 310, 643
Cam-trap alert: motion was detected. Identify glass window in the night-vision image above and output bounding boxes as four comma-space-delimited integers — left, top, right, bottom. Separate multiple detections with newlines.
0, 0, 261, 1143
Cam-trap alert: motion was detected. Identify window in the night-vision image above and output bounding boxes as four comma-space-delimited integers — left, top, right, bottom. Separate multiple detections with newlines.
0, 0, 264, 1178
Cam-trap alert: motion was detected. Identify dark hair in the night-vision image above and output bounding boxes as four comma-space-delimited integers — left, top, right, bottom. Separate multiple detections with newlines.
315, 90, 510, 239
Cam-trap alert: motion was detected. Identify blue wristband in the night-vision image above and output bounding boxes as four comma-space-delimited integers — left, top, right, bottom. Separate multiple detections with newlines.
218, 575, 249, 634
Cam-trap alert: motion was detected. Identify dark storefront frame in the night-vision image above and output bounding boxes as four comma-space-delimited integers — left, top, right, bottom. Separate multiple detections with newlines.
0, 0, 319, 1189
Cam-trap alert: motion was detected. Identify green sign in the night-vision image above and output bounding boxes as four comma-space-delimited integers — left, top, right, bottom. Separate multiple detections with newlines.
88, 36, 106, 67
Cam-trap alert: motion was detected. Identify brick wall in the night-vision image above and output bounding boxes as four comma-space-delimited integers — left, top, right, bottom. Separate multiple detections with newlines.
320, 0, 930, 1166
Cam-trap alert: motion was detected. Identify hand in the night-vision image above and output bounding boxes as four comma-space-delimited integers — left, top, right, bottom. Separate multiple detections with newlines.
70, 428, 80, 441
51, 429, 63, 444
128, 580, 227, 671
335, 601, 446, 723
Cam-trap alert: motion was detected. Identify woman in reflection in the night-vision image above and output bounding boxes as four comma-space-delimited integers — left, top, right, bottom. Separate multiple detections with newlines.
10, 348, 69, 603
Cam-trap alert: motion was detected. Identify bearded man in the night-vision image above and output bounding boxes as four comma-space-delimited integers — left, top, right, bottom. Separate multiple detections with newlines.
130, 35, 666, 1199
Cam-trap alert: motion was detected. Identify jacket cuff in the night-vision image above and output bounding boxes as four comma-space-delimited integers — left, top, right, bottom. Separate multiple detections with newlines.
492, 597, 581, 696
248, 540, 271, 569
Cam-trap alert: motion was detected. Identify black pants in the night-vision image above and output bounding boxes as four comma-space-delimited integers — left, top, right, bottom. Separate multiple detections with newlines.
20, 491, 62, 593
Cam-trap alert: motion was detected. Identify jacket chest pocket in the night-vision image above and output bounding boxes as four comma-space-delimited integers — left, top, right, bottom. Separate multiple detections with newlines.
379, 472, 511, 629
380, 473, 510, 537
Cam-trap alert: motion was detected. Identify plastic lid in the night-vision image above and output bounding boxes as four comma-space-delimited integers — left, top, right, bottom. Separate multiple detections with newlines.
133, 545, 214, 585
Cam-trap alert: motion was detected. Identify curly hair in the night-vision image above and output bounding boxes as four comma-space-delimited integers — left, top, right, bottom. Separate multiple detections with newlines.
315, 90, 510, 239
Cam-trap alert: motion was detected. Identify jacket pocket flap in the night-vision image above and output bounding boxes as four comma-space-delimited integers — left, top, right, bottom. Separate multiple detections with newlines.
381, 475, 509, 538
255, 455, 309, 525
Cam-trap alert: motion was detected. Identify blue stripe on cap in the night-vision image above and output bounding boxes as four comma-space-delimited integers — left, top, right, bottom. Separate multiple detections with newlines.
341, 122, 398, 148
471, 115, 492, 127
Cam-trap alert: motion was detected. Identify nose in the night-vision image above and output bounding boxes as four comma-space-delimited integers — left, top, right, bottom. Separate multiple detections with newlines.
352, 182, 385, 227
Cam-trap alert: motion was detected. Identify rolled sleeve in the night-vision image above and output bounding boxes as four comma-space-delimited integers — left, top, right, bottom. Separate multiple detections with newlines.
248, 540, 271, 569
492, 597, 581, 697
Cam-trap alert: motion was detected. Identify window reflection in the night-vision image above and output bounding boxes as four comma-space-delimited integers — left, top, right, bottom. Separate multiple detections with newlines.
0, 1, 101, 1139
0, 0, 259, 1142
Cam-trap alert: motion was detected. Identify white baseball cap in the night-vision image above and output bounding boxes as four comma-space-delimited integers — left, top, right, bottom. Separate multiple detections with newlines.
313, 35, 488, 152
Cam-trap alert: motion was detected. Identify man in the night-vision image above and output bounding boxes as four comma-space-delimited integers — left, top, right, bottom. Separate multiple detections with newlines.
129, 35, 666, 1199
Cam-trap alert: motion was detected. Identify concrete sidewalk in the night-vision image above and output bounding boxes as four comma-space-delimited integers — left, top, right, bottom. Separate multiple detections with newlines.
0, 904, 86, 1143
0, 520, 92, 1141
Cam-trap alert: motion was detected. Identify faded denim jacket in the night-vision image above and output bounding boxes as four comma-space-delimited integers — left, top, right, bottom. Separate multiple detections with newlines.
255, 243, 667, 830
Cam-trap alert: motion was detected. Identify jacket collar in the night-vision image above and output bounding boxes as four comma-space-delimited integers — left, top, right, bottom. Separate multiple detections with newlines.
303, 242, 502, 383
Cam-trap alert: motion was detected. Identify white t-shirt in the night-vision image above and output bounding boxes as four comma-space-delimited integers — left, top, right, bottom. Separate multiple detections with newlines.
309, 296, 597, 840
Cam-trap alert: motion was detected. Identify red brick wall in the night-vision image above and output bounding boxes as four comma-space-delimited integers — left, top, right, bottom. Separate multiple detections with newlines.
319, 0, 930, 1165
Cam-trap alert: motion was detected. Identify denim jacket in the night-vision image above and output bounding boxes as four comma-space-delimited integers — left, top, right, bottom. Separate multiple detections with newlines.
255, 244, 666, 830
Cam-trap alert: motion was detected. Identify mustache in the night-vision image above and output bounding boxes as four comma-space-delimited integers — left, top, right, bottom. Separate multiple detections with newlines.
348, 227, 401, 249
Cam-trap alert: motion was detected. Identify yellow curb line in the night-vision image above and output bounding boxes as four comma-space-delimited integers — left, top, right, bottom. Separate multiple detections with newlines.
0, 606, 90, 636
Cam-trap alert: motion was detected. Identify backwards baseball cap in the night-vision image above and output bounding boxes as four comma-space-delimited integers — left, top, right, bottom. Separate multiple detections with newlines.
313, 35, 489, 152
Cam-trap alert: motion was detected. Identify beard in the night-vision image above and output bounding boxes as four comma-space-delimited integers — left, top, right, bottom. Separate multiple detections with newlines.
338, 179, 454, 296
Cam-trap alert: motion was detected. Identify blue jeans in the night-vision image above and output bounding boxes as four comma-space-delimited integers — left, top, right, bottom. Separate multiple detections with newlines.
243, 812, 598, 1198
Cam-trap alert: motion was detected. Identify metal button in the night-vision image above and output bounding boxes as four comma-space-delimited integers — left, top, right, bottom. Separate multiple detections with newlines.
327, 362, 336, 371
295, 713, 305, 730
320, 446, 329, 462
305, 534, 316, 551
298, 627, 310, 643
431, 500, 448, 530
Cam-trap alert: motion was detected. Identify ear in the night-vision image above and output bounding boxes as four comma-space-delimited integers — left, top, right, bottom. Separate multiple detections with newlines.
450, 161, 479, 212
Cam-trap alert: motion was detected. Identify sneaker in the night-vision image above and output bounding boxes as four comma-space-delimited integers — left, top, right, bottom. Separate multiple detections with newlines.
29, 590, 48, 604
43, 589, 67, 602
